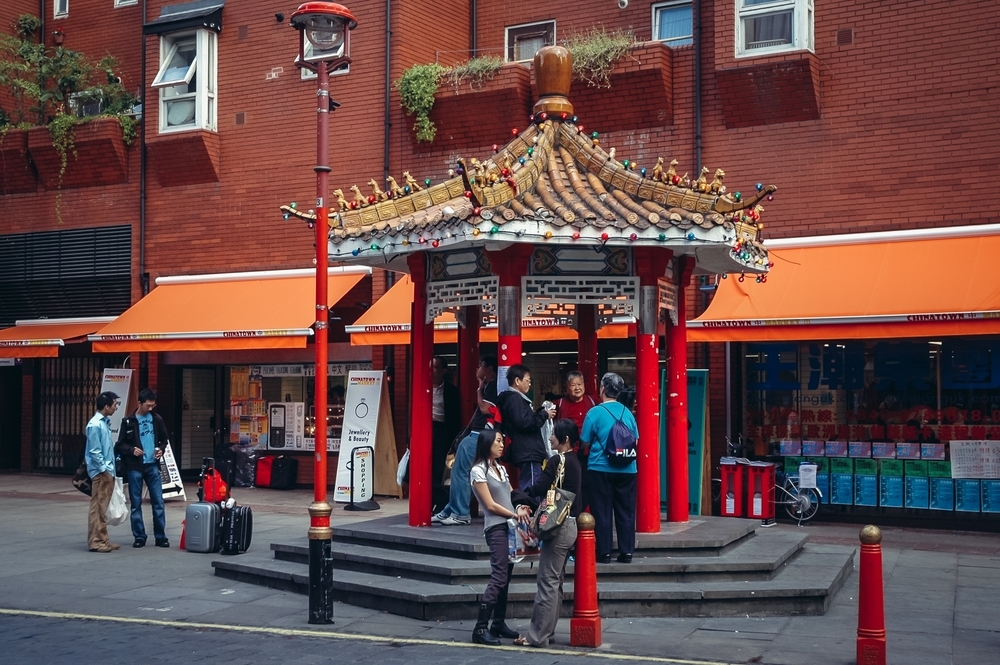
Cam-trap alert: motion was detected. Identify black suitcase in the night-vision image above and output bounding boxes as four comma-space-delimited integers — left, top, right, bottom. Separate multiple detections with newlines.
220, 505, 253, 555
269, 456, 298, 490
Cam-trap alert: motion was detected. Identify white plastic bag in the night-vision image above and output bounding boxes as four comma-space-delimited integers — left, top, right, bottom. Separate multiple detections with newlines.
396, 449, 410, 486
108, 477, 128, 526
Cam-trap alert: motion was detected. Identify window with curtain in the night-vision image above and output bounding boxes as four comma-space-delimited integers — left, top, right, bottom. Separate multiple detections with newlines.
738, 0, 813, 56
505, 21, 556, 62
653, 2, 693, 47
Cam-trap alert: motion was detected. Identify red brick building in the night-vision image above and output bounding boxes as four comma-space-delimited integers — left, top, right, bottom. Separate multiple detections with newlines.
2, 0, 998, 520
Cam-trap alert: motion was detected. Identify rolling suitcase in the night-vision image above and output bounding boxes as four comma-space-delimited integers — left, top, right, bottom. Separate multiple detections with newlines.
185, 502, 220, 553
254, 456, 275, 488
220, 505, 253, 555
269, 456, 298, 490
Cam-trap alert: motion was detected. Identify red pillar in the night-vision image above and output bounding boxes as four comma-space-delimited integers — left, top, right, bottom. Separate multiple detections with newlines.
577, 304, 598, 398
666, 256, 694, 523
570, 513, 602, 647
857, 525, 887, 665
407, 253, 433, 526
457, 306, 480, 423
488, 245, 534, 387
635, 248, 669, 533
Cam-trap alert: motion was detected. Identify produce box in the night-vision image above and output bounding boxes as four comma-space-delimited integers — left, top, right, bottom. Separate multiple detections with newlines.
849, 441, 872, 458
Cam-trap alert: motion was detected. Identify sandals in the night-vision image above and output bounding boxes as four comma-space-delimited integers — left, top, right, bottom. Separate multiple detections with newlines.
513, 636, 529, 646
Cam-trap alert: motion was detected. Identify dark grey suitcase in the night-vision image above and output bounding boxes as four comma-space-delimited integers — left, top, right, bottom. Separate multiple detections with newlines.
220, 505, 253, 555
185, 502, 220, 553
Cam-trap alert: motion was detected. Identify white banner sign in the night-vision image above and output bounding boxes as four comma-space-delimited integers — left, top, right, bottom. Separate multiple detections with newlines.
155, 442, 187, 501
951, 440, 1000, 479
99, 369, 132, 441
333, 371, 383, 503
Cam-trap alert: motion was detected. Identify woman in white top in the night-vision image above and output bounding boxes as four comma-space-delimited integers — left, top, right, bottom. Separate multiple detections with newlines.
469, 429, 533, 645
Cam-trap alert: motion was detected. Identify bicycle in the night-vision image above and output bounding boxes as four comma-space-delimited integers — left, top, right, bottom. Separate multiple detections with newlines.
774, 464, 822, 525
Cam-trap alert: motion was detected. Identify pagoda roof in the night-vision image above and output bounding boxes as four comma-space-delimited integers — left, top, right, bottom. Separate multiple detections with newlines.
281, 69, 775, 277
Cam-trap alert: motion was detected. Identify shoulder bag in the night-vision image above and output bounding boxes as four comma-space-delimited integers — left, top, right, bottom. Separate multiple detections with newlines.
529, 453, 575, 541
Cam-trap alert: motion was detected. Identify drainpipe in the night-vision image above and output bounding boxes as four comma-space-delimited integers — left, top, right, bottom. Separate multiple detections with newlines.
383, 0, 391, 185
693, 0, 702, 172
139, 0, 149, 387
470, 0, 477, 56
38, 1, 45, 48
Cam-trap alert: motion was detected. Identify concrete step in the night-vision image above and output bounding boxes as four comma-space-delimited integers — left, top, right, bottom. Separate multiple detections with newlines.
212, 541, 855, 621
272, 528, 809, 584
329, 513, 759, 560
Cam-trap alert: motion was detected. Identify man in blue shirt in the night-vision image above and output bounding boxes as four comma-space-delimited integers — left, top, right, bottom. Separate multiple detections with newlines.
580, 372, 639, 564
116, 388, 170, 548
86, 391, 120, 552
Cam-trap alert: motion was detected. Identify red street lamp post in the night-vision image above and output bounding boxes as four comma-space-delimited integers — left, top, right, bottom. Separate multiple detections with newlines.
290, 1, 357, 625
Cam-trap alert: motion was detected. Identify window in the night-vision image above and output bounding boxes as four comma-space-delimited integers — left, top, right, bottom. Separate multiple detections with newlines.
298, 41, 350, 80
505, 21, 555, 62
115, 0, 138, 7
68, 90, 103, 118
152, 29, 216, 132
653, 2, 693, 47
737, 0, 813, 56
53, 0, 68, 18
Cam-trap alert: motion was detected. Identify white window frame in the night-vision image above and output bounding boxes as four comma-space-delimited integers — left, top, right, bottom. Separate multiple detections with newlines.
114, 0, 139, 7
736, 0, 813, 58
298, 41, 351, 80
152, 29, 217, 133
504, 20, 556, 63
53, 0, 69, 19
652, 1, 693, 47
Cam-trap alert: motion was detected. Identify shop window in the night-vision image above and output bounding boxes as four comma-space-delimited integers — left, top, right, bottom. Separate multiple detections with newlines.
653, 1, 693, 47
54, 0, 68, 18
737, 0, 813, 57
505, 20, 555, 62
152, 29, 217, 132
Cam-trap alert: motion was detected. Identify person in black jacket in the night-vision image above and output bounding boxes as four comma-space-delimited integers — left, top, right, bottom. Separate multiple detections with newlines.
515, 418, 583, 647
496, 364, 555, 491
115, 388, 170, 548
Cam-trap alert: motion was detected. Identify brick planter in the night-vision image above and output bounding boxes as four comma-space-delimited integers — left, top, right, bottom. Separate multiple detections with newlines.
146, 130, 221, 187
419, 63, 533, 152
716, 54, 821, 128
0, 128, 37, 195
27, 117, 130, 190
564, 42, 675, 134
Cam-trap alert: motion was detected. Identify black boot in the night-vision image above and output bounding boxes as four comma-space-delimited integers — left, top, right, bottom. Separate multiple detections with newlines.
472, 602, 500, 645
489, 586, 520, 639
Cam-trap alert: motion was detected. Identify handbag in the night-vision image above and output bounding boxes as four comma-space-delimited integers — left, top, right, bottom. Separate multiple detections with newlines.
529, 453, 575, 541
107, 478, 128, 526
72, 460, 92, 496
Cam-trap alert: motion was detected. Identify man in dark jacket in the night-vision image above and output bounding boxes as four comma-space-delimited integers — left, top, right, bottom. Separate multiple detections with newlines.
496, 364, 555, 491
115, 388, 170, 548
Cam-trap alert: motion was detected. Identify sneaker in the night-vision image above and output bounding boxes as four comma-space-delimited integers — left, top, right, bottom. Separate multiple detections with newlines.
438, 515, 471, 526
431, 511, 450, 524
133, 539, 146, 548
155, 539, 170, 548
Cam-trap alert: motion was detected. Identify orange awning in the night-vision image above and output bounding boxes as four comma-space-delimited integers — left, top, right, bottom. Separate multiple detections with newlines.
690, 231, 1000, 341
90, 268, 367, 352
347, 275, 629, 346
0, 317, 115, 358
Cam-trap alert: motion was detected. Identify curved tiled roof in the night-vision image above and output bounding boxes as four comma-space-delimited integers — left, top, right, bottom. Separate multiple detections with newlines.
281, 116, 775, 275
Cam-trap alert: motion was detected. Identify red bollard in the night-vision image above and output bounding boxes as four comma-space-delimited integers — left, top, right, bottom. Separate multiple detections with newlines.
857, 525, 886, 665
570, 513, 602, 647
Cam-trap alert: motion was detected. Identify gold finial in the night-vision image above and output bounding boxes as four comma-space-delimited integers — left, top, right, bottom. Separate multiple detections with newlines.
859, 524, 882, 545
577, 512, 595, 531
533, 45, 574, 117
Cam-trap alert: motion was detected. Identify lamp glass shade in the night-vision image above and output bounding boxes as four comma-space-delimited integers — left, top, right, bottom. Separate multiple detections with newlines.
304, 15, 346, 51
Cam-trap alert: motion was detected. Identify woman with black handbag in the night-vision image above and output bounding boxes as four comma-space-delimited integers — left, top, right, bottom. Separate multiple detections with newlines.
514, 418, 584, 647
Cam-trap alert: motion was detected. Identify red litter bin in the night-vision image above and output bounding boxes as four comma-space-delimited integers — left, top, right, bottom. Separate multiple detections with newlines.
719, 460, 746, 517
746, 461, 776, 522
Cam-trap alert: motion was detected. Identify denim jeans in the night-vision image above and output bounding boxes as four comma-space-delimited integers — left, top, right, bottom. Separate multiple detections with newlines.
127, 463, 166, 542
442, 431, 477, 519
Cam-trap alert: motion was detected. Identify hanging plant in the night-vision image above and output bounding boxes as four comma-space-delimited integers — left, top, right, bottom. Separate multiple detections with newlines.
47, 111, 80, 223
564, 27, 636, 88
396, 56, 503, 142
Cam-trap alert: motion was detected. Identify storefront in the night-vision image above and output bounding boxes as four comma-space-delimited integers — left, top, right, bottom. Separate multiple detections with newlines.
691, 225, 1000, 522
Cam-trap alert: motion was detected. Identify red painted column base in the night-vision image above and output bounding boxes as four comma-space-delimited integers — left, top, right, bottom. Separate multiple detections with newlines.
570, 513, 602, 648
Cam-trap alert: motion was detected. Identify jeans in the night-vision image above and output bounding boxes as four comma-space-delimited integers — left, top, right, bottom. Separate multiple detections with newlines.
442, 431, 477, 518
127, 463, 166, 542
518, 461, 543, 492
482, 523, 513, 604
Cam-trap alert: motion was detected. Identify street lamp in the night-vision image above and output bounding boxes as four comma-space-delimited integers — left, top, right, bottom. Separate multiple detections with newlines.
290, 1, 357, 626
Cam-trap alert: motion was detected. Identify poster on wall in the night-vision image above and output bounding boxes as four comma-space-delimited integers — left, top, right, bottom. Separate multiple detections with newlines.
267, 402, 305, 450
950, 440, 1000, 479
333, 371, 388, 503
